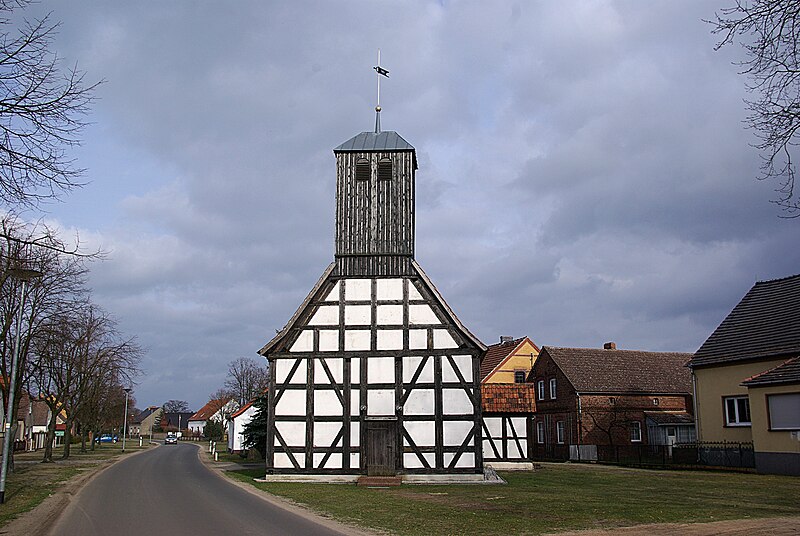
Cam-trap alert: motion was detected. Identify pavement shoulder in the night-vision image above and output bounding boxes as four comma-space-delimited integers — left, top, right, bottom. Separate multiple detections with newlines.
1, 446, 155, 536
193, 443, 379, 536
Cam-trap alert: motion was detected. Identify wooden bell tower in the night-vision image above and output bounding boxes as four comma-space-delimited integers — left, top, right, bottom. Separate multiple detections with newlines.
333, 131, 417, 277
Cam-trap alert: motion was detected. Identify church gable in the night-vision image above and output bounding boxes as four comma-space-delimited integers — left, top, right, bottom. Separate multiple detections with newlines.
266, 270, 482, 357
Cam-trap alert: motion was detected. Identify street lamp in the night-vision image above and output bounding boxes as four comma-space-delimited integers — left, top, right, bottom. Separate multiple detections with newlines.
0, 267, 42, 504
122, 388, 131, 452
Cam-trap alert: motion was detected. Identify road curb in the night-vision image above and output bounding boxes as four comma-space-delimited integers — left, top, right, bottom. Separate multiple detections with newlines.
193, 443, 378, 536
1, 446, 155, 536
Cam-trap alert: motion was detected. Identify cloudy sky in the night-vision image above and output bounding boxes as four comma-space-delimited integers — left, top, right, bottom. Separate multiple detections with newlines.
15, 1, 799, 411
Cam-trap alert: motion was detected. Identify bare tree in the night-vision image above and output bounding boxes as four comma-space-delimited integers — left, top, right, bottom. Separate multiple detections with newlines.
710, 0, 800, 216
0, 0, 99, 210
162, 399, 189, 413
223, 357, 269, 406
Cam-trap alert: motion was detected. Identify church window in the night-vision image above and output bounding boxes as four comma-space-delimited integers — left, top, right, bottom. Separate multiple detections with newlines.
378, 158, 393, 181
355, 158, 370, 181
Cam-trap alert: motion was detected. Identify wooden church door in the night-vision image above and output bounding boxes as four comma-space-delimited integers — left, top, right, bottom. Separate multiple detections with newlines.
365, 420, 397, 476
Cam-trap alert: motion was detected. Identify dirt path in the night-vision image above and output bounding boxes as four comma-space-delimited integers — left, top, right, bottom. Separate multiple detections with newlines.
551, 516, 800, 535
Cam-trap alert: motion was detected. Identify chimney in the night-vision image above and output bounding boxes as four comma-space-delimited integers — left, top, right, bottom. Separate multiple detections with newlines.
603, 342, 616, 350
500, 336, 514, 344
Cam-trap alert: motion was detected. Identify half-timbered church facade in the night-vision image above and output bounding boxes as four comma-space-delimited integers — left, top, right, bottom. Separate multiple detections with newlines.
259, 118, 486, 477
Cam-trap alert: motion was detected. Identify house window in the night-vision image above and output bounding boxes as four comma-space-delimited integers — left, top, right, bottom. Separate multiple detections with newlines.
355, 159, 370, 181
378, 158, 393, 181
652, 398, 659, 406
609, 397, 616, 405
550, 378, 557, 399
767, 393, 800, 430
514, 371, 526, 384
536, 421, 545, 444
537, 380, 545, 400
724, 396, 751, 426
556, 421, 565, 444
630, 421, 642, 442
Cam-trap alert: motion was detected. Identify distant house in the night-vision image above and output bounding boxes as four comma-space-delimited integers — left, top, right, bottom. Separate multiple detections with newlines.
228, 401, 257, 454
689, 274, 800, 476
480, 336, 539, 466
17, 393, 65, 450
130, 406, 163, 436
530, 344, 695, 461
188, 398, 238, 435
161, 411, 194, 433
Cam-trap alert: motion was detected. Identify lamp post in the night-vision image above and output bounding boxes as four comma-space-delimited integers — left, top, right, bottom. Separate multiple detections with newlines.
0, 267, 42, 504
122, 388, 131, 452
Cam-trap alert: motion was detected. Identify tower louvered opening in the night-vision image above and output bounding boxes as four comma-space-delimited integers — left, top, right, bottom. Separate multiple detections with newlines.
378, 158, 393, 181
356, 159, 370, 181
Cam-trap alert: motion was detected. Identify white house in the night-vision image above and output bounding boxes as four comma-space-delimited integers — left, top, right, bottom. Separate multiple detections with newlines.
259, 115, 486, 478
228, 401, 257, 453
188, 398, 238, 434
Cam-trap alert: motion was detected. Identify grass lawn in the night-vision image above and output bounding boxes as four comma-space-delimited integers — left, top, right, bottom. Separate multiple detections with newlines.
226, 463, 800, 535
0, 440, 150, 527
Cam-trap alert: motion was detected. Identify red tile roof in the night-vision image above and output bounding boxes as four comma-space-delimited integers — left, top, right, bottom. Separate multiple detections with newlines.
231, 400, 253, 419
741, 356, 800, 387
480, 337, 537, 381
189, 398, 231, 421
481, 383, 536, 413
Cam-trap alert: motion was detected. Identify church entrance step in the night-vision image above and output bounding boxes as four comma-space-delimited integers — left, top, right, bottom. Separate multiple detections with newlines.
357, 475, 402, 487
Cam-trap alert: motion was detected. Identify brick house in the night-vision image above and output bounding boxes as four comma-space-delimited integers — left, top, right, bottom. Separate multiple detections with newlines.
529, 344, 695, 461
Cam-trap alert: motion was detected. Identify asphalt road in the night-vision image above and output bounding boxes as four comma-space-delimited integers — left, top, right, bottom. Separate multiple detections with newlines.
48, 443, 348, 536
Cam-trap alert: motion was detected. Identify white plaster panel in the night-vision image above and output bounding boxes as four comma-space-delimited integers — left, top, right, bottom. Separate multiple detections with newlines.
483, 440, 495, 458
313, 422, 342, 447
376, 305, 403, 325
313, 390, 342, 416
510, 439, 527, 458
350, 421, 360, 447
275, 359, 305, 384
442, 389, 474, 415
377, 330, 403, 351
404, 421, 435, 447
444, 452, 475, 468
275, 421, 305, 446
350, 453, 360, 469
275, 390, 306, 416
403, 389, 434, 416
367, 357, 395, 383
315, 357, 343, 384
350, 358, 360, 384
351, 391, 361, 416
402, 356, 433, 383
344, 330, 370, 351
442, 357, 459, 383
510, 418, 527, 436
344, 305, 371, 325
452, 355, 473, 382
409, 304, 439, 325
409, 329, 427, 350
308, 305, 339, 326
403, 452, 435, 469
289, 330, 313, 352
367, 389, 395, 416
484, 417, 502, 438
377, 279, 403, 300
323, 281, 340, 302
274, 452, 301, 469
408, 282, 423, 300
318, 330, 340, 352
314, 452, 342, 469
443, 420, 474, 447
433, 329, 457, 349
344, 279, 371, 301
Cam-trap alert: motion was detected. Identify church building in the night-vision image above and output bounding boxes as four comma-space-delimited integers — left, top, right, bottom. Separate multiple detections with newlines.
259, 94, 486, 478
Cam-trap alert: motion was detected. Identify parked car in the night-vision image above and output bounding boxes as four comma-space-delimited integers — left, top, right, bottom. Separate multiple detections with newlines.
164, 433, 178, 445
96, 434, 118, 443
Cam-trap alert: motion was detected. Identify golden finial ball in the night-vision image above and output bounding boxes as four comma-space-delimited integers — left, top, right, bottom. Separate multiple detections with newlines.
375, 105, 382, 112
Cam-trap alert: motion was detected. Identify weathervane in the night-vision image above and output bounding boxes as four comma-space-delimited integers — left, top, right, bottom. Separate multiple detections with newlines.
373, 49, 389, 133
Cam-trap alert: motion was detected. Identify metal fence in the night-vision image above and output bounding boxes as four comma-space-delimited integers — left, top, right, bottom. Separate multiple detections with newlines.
534, 441, 755, 469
